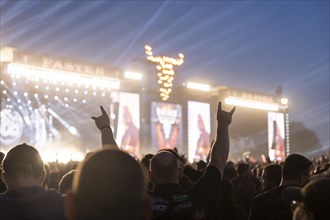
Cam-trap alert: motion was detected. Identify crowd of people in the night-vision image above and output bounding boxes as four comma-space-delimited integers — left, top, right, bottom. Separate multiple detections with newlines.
0, 103, 329, 220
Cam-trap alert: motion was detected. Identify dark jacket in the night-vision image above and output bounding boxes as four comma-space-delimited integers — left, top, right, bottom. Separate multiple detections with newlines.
249, 186, 293, 220
0, 186, 66, 220
150, 165, 221, 220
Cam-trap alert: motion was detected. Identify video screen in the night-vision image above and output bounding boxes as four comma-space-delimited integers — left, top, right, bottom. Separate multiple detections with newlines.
151, 102, 182, 152
268, 111, 285, 161
187, 101, 211, 163
227, 106, 269, 162
0, 73, 111, 162
110, 92, 140, 158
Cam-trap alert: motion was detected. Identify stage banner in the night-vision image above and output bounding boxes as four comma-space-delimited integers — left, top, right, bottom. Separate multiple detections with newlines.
110, 92, 140, 158
268, 111, 285, 161
151, 102, 182, 151
187, 101, 211, 163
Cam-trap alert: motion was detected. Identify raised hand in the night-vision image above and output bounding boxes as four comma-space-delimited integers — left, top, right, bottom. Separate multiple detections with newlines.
91, 106, 110, 130
217, 101, 236, 125
91, 106, 118, 150
209, 101, 236, 173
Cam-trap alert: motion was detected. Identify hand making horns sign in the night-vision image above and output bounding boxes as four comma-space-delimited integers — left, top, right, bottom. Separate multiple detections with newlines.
217, 101, 236, 125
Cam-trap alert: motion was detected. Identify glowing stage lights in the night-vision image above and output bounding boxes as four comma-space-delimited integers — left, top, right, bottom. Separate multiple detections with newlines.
145, 45, 184, 101
6, 63, 120, 90
186, 82, 211, 92
124, 71, 142, 80
224, 96, 279, 111
280, 98, 288, 105
40, 150, 84, 163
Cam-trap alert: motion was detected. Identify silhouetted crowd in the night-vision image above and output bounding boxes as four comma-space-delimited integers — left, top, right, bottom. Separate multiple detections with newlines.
0, 103, 329, 220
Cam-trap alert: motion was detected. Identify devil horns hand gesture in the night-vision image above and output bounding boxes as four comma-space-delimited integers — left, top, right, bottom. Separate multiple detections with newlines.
217, 101, 236, 126
91, 106, 118, 150
91, 106, 110, 130
209, 101, 236, 174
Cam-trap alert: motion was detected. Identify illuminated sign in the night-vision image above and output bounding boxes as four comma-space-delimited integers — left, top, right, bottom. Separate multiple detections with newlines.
224, 88, 279, 111
145, 45, 184, 101
226, 88, 275, 103
2, 48, 106, 76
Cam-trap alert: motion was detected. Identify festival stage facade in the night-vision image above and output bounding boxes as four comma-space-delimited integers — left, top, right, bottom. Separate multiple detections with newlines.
0, 47, 289, 163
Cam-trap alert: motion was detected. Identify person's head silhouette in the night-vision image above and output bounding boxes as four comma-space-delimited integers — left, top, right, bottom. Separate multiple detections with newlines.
66, 149, 148, 220
2, 143, 45, 189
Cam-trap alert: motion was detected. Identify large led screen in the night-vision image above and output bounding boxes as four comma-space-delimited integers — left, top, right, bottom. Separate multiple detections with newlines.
268, 111, 285, 161
0, 73, 112, 162
187, 101, 211, 163
110, 92, 140, 158
151, 102, 182, 151
228, 107, 269, 162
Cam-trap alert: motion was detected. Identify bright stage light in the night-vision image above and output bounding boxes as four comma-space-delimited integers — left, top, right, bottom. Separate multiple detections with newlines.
6, 63, 121, 90
280, 98, 288, 105
40, 150, 84, 163
124, 71, 142, 80
0, 47, 14, 62
186, 82, 211, 92
225, 96, 279, 111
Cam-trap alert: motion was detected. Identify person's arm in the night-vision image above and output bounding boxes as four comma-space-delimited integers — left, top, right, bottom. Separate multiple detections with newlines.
91, 106, 119, 150
183, 165, 203, 182
208, 101, 236, 175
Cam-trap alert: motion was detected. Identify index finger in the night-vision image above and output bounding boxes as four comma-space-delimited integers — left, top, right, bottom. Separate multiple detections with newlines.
218, 101, 222, 111
230, 106, 236, 116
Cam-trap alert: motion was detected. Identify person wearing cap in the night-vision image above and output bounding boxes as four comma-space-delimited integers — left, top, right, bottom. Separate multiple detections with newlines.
0, 143, 66, 220
249, 154, 312, 220
283, 177, 330, 220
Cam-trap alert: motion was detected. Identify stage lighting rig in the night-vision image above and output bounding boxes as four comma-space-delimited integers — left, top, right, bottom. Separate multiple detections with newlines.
224, 96, 279, 111
124, 71, 142, 80
186, 82, 211, 92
